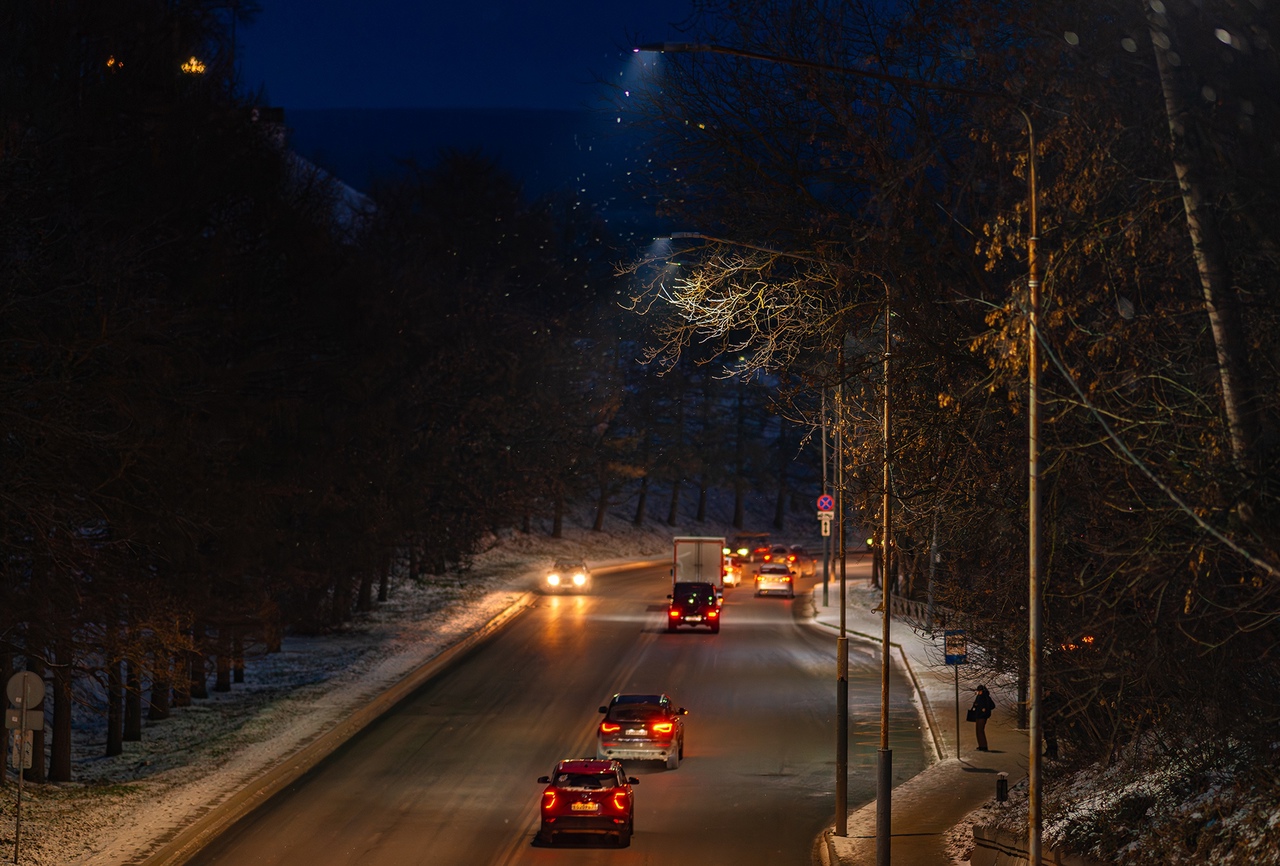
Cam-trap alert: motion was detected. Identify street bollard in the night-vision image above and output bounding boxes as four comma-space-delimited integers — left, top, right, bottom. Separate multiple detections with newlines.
996, 772, 1009, 803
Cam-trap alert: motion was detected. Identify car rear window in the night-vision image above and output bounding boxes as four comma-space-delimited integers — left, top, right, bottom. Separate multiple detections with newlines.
555, 773, 618, 790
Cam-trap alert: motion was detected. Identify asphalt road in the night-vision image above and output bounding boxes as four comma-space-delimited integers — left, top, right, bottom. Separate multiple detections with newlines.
187, 562, 927, 866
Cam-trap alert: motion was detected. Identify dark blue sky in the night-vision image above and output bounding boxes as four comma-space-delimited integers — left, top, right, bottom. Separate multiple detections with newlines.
237, 0, 695, 111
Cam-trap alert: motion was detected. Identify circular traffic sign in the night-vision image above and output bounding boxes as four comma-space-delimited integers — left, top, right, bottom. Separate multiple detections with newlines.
6, 672, 44, 708
816, 494, 835, 512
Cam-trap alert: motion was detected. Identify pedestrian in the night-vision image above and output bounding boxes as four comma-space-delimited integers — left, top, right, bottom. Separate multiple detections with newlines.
969, 684, 996, 752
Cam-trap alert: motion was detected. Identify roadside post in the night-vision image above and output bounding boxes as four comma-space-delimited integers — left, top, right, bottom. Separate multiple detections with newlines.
6, 671, 44, 864
817, 494, 834, 607
944, 630, 967, 758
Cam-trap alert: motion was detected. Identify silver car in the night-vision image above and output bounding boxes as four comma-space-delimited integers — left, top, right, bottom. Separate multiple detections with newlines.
755, 562, 795, 598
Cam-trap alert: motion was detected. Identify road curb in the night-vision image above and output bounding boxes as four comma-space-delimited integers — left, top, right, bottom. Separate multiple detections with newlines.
133, 591, 538, 866
808, 609, 948, 764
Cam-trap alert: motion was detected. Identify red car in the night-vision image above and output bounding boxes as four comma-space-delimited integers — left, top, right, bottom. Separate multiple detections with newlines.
536, 758, 638, 847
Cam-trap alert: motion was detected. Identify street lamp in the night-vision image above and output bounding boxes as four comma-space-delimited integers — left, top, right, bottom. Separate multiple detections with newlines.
637, 41, 1045, 865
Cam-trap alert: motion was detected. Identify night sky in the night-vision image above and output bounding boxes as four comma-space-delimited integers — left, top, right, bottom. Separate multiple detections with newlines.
237, 0, 696, 111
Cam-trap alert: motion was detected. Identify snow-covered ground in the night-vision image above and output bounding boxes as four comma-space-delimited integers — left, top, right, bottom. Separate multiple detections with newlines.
0, 509, 791, 865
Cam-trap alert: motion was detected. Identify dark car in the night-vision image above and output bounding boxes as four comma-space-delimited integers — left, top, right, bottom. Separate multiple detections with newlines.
596, 693, 687, 769
536, 758, 638, 847
667, 581, 720, 633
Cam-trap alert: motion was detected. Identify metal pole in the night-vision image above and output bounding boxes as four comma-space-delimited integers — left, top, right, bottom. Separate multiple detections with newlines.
876, 282, 892, 866
955, 664, 961, 759
1022, 105, 1044, 866
835, 347, 848, 836
822, 388, 830, 607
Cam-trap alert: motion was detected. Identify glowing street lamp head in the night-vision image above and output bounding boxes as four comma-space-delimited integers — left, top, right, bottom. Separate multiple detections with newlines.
181, 56, 206, 75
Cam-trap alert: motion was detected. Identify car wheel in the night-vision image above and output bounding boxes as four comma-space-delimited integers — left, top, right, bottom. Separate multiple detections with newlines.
710, 622, 720, 634
595, 744, 607, 760
679, 737, 684, 760
666, 623, 677, 633
617, 820, 633, 847
666, 750, 680, 770
536, 825, 553, 845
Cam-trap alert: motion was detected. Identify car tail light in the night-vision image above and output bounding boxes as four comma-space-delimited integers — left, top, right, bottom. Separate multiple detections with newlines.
708, 609, 719, 618
612, 792, 629, 811
788, 554, 797, 563
763, 553, 771, 562
668, 608, 680, 618
651, 721, 674, 734
542, 791, 556, 811
600, 721, 621, 733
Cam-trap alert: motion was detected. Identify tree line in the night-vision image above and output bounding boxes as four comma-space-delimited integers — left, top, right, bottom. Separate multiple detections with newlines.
0, 2, 816, 782
622, 0, 1278, 857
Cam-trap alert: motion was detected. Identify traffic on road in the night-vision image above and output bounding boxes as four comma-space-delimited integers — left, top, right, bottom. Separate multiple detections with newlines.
185, 552, 927, 866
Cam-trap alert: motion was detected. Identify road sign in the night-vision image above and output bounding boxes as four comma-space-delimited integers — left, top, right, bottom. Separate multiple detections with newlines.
9, 730, 32, 770
819, 513, 832, 537
6, 672, 44, 708
944, 629, 968, 665
4, 710, 42, 731
817, 494, 834, 512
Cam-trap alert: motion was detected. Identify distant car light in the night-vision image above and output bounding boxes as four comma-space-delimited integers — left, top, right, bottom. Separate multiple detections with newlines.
573, 572, 587, 585
546, 573, 561, 586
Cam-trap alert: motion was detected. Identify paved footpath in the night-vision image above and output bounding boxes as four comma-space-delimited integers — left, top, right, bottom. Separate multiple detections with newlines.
809, 558, 1028, 866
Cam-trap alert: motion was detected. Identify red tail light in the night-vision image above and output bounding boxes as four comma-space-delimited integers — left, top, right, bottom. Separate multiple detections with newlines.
612, 792, 629, 811
600, 721, 621, 733
668, 609, 680, 617
651, 721, 674, 734
708, 609, 719, 618
542, 791, 556, 811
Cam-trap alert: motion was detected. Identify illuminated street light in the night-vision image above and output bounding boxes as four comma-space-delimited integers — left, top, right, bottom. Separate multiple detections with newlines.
181, 56, 207, 75
638, 41, 1045, 866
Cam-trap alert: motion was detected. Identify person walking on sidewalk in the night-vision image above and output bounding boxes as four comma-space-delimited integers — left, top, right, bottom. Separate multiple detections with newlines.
969, 685, 996, 751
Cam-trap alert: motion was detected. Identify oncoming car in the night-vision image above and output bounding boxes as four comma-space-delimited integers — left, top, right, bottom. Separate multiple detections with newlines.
542, 559, 592, 594
597, 693, 687, 769
536, 758, 638, 847
755, 562, 795, 598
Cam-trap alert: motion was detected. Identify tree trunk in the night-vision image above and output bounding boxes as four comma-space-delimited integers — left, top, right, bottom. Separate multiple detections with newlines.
232, 629, 245, 684
189, 639, 209, 700
147, 653, 171, 721
1145, 0, 1257, 471
378, 554, 390, 603
124, 658, 143, 742
773, 418, 789, 531
215, 626, 232, 692
552, 495, 564, 538
106, 659, 123, 757
697, 476, 708, 523
49, 642, 72, 782
357, 571, 374, 612
633, 474, 649, 526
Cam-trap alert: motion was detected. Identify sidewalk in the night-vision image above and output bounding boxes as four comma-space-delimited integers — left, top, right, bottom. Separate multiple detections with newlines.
809, 560, 1027, 866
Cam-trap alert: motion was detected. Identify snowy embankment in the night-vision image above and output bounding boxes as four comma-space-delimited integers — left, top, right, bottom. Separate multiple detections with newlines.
0, 519, 686, 866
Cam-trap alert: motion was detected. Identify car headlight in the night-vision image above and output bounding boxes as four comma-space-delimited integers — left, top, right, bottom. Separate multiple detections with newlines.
547, 573, 561, 586
573, 572, 587, 585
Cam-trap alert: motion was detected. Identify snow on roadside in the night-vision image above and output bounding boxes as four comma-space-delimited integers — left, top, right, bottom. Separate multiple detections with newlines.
0, 517, 695, 866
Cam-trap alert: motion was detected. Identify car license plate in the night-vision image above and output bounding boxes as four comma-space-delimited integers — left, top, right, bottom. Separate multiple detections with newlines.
571, 802, 599, 812
687, 615, 703, 622
625, 728, 646, 736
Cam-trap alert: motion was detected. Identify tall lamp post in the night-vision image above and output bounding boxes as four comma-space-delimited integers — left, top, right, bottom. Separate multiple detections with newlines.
637, 41, 1045, 864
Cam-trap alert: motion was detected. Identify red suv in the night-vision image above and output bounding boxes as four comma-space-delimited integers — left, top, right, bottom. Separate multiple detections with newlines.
537, 758, 638, 847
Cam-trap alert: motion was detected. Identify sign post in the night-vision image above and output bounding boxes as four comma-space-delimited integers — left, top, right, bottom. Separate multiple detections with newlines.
6, 671, 45, 865
816, 494, 835, 605
944, 630, 967, 759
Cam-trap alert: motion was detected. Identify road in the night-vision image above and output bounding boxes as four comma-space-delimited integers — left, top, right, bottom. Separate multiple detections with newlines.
188, 561, 927, 866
